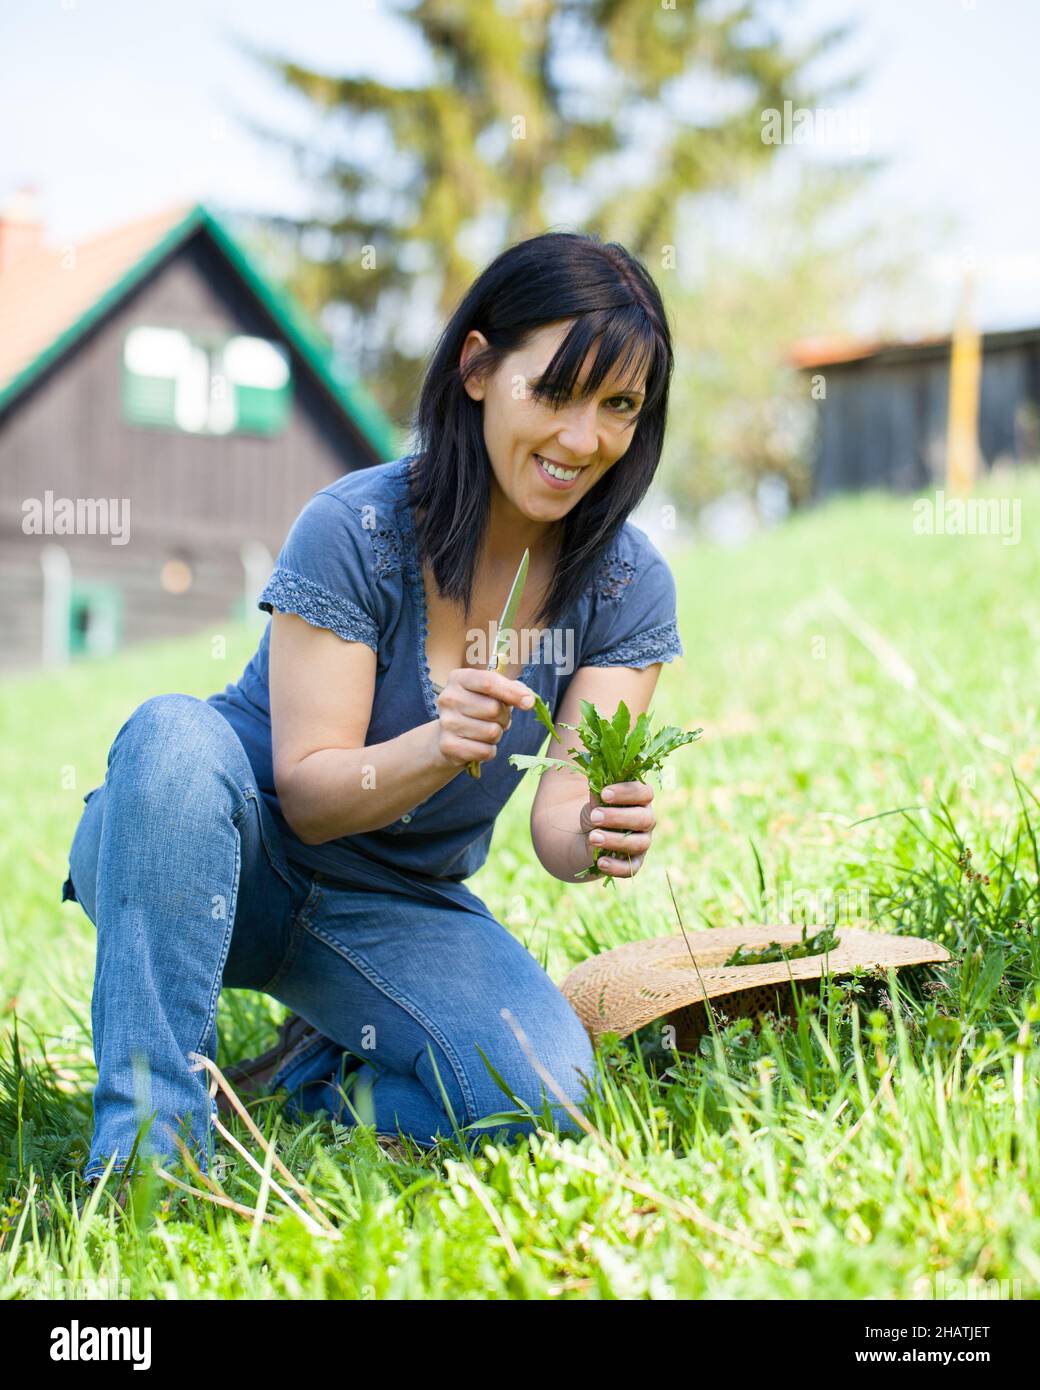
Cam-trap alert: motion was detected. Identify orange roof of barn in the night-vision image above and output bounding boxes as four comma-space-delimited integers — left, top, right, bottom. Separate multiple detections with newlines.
789, 325, 1040, 370
0, 200, 193, 393
788, 330, 957, 369
787, 334, 880, 368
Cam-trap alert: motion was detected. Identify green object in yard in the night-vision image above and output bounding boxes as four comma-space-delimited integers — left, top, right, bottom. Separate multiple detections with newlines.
508, 693, 701, 886
69, 581, 123, 658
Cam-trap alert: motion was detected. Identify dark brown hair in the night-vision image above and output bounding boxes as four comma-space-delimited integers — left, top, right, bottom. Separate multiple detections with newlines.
406, 230, 674, 628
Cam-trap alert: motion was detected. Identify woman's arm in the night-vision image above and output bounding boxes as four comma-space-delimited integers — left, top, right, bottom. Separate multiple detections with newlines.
270, 611, 450, 843
529, 663, 662, 883
269, 611, 533, 845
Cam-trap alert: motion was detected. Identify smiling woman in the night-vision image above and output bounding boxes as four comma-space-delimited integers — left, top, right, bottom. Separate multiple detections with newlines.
62, 230, 684, 1188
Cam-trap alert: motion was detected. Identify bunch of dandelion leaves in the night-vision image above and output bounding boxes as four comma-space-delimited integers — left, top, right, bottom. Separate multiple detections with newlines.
723, 920, 841, 966
509, 694, 702, 887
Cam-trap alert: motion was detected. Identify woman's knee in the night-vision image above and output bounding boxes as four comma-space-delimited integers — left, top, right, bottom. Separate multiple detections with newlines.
67, 785, 105, 925
114, 692, 219, 757
109, 693, 251, 795
466, 989, 596, 1122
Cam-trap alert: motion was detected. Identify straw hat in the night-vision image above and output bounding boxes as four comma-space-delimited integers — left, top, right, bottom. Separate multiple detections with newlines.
561, 925, 952, 1048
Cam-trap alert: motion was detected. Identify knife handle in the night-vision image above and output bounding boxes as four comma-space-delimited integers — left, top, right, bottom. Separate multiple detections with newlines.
464, 651, 506, 779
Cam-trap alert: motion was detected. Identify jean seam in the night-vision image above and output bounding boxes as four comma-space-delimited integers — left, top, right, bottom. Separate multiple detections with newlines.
192, 816, 243, 1064
301, 917, 479, 1122
270, 1030, 343, 1092
231, 787, 296, 893
260, 878, 323, 995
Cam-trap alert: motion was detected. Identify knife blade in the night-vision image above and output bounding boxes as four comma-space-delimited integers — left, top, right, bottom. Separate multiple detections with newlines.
465, 546, 530, 779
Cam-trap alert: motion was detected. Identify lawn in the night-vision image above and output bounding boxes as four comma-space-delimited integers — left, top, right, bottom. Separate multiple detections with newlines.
2, 471, 1039, 1300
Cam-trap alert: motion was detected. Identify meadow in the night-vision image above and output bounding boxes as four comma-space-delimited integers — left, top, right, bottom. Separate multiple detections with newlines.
2, 470, 1039, 1300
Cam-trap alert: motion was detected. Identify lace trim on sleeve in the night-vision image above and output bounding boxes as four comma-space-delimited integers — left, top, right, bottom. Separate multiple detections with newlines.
258, 567, 379, 651
593, 550, 637, 601
582, 618, 683, 669
365, 522, 406, 578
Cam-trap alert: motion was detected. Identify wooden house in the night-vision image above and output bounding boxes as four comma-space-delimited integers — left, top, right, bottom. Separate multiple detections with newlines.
792, 327, 1040, 499
0, 190, 398, 670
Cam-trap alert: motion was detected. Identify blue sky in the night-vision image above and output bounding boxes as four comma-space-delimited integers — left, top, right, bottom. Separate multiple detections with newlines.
2, 0, 1036, 335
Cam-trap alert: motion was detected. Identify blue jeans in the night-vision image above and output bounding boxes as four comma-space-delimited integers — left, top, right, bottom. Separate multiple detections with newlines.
64, 694, 596, 1181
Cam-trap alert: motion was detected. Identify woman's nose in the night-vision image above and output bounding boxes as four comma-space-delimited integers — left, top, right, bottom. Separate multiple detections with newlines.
554, 399, 601, 457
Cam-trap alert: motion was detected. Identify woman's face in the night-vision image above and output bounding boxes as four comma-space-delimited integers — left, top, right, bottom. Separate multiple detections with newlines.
461, 320, 647, 525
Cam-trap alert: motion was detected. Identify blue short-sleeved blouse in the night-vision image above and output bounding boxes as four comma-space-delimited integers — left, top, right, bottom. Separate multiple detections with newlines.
206, 455, 683, 885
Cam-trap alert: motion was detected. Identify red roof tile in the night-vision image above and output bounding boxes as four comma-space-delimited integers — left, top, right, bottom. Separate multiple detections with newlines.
0, 200, 194, 392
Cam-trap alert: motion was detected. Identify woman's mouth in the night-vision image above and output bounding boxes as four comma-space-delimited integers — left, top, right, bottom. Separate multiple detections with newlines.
533, 453, 584, 489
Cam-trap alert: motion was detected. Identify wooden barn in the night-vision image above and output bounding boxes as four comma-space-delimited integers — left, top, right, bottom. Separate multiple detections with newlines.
0, 190, 398, 671
793, 327, 1040, 499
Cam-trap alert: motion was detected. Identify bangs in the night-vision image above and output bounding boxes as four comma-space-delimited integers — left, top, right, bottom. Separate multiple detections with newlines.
410, 230, 674, 631
527, 306, 666, 422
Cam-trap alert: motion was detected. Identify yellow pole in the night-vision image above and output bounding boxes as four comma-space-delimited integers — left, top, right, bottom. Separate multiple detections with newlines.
945, 269, 981, 497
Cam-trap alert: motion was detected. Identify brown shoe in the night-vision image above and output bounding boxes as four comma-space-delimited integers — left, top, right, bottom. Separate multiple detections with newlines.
217, 1013, 324, 1116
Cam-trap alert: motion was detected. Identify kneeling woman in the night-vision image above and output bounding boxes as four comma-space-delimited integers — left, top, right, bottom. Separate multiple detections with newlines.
64, 230, 684, 1186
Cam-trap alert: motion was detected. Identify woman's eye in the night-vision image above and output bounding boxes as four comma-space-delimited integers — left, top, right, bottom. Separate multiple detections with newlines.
531, 382, 639, 415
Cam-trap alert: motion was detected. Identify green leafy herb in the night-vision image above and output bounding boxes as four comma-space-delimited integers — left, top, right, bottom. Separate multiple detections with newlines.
509, 693, 701, 886
722, 921, 841, 966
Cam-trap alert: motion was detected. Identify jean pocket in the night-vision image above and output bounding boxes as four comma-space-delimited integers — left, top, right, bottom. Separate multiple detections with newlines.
237, 788, 296, 894
259, 875, 323, 995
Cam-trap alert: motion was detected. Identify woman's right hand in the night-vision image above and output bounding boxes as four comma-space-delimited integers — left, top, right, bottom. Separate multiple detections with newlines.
431, 667, 536, 770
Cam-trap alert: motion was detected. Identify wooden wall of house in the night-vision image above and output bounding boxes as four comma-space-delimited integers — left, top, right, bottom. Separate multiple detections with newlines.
812, 357, 947, 497
810, 337, 1040, 500
0, 537, 264, 665
979, 344, 1040, 461
0, 230, 386, 669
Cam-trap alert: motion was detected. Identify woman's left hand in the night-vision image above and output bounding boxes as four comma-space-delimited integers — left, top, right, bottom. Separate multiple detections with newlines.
579, 781, 656, 879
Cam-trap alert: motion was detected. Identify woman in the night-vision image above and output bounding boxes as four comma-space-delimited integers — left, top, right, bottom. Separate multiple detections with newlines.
63, 230, 684, 1188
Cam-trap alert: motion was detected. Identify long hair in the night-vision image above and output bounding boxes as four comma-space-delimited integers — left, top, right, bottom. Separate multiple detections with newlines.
405, 230, 674, 630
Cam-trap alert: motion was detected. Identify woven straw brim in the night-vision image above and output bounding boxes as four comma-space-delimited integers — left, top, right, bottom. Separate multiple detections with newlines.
561, 925, 952, 1042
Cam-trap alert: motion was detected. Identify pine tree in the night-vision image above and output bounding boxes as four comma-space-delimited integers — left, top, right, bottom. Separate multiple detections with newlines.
237, 0, 856, 430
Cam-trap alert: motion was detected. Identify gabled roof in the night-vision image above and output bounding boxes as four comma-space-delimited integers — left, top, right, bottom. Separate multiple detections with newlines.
789, 324, 1040, 371
0, 201, 398, 456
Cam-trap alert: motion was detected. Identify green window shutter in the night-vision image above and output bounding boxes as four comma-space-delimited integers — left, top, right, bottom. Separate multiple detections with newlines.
223, 336, 292, 436
234, 381, 291, 434
123, 370, 178, 427
122, 326, 188, 427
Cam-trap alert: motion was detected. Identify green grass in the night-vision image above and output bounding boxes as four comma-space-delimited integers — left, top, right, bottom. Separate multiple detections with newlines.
3, 471, 1040, 1299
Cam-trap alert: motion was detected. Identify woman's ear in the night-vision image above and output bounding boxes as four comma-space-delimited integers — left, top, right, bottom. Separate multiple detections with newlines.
459, 329, 491, 401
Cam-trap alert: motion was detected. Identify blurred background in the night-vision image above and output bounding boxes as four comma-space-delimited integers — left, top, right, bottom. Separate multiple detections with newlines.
0, 0, 1036, 666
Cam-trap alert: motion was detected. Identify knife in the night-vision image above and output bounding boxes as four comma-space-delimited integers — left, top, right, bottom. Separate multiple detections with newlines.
465, 547, 530, 779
